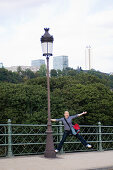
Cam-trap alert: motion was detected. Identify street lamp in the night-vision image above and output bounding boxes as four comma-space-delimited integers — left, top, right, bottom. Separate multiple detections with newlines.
40, 28, 56, 158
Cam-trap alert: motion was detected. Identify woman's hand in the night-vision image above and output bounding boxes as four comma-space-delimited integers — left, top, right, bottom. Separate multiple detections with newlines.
82, 111, 87, 115
78, 111, 87, 117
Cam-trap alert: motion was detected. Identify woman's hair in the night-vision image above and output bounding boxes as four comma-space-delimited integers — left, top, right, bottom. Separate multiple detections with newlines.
64, 111, 69, 114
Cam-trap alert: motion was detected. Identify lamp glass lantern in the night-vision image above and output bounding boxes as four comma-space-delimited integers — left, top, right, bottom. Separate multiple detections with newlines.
41, 28, 54, 57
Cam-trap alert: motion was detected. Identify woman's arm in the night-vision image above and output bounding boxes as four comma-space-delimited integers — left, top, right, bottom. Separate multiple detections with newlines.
78, 111, 87, 117
51, 119, 57, 122
51, 118, 63, 122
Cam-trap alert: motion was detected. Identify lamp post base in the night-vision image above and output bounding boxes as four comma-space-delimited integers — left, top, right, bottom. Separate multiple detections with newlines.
44, 130, 56, 158
44, 150, 56, 158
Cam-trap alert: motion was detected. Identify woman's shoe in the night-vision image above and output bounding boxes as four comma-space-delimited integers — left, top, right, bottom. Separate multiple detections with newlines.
55, 149, 59, 153
86, 144, 92, 148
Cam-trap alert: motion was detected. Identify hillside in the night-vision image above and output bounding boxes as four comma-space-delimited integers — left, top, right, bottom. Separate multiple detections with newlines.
0, 68, 113, 125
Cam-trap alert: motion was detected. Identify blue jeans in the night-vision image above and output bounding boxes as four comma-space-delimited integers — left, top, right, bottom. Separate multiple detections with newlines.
57, 130, 88, 151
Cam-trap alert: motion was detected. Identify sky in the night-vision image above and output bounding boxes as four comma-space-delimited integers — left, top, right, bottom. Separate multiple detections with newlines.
0, 0, 113, 73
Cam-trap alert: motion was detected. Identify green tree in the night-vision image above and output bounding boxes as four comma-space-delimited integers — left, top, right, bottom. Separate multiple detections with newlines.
0, 68, 22, 83
23, 69, 36, 80
57, 69, 62, 76
50, 69, 57, 77
0, 69, 113, 125
17, 66, 23, 75
39, 64, 46, 77
0, 82, 47, 124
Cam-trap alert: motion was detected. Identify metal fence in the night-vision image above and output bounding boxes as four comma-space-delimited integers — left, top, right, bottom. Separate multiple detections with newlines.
0, 119, 113, 157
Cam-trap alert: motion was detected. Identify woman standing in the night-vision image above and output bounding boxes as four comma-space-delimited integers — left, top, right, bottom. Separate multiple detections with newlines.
51, 111, 92, 152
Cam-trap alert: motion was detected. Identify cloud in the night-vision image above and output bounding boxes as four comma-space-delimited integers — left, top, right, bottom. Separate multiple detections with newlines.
0, 0, 113, 73
0, 0, 69, 66
0, 0, 48, 11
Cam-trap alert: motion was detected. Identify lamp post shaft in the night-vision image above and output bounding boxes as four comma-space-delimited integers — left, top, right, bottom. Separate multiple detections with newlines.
44, 56, 56, 158
47, 56, 51, 124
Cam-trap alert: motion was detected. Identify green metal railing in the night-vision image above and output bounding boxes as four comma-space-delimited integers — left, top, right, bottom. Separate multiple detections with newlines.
0, 119, 113, 157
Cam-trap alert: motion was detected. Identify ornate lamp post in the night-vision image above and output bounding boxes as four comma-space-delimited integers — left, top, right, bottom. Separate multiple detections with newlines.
40, 28, 56, 158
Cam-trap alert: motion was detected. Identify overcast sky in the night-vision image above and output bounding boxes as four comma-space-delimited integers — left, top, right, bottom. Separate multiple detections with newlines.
0, 0, 113, 73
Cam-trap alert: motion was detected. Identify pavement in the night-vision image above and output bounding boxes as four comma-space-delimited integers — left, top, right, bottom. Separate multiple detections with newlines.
0, 151, 113, 170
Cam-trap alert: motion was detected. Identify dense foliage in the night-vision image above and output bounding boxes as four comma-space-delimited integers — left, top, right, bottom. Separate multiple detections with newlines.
0, 67, 113, 125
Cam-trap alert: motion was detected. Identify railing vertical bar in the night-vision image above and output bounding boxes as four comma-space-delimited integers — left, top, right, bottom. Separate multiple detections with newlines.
57, 126, 59, 145
4, 126, 7, 156
7, 119, 13, 157
96, 126, 98, 151
98, 122, 103, 152
59, 121, 63, 153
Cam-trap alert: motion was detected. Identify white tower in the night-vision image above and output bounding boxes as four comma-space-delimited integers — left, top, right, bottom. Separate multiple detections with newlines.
85, 46, 91, 70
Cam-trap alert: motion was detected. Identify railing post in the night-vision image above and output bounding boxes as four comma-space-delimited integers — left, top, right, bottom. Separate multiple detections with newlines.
7, 119, 13, 157
4, 126, 7, 156
59, 121, 63, 153
57, 126, 59, 146
96, 125, 98, 151
98, 122, 102, 152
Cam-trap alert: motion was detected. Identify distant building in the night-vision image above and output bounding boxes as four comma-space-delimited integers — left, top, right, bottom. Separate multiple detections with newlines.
6, 66, 39, 72
110, 72, 113, 76
53, 56, 68, 70
31, 59, 45, 68
0, 63, 3, 68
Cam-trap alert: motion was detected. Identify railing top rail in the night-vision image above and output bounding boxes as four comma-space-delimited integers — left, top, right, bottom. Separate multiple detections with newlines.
0, 124, 8, 126
11, 124, 47, 127
101, 125, 113, 127
0, 124, 47, 127
0, 123, 113, 128
0, 124, 99, 127
80, 125, 98, 127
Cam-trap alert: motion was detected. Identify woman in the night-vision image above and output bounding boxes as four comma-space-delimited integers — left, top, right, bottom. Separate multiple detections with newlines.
51, 111, 92, 153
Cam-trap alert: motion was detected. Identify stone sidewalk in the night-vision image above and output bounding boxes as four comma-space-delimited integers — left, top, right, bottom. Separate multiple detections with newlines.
0, 151, 113, 170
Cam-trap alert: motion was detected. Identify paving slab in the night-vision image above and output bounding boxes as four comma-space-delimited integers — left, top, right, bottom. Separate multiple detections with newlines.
0, 151, 113, 170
